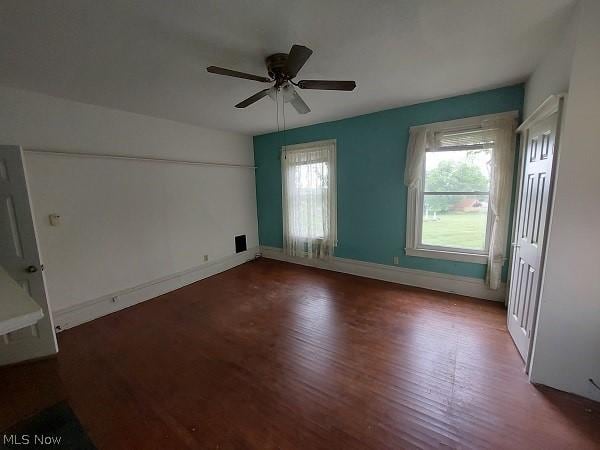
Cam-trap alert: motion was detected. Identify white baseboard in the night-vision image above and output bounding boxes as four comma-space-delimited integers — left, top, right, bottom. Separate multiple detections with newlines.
53, 247, 259, 331
260, 246, 505, 302
53, 245, 503, 331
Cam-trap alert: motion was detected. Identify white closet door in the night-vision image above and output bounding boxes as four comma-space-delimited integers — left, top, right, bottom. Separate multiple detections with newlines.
507, 100, 561, 367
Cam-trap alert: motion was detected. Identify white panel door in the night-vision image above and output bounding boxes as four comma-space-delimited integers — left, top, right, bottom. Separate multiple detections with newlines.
507, 112, 559, 365
0, 145, 58, 365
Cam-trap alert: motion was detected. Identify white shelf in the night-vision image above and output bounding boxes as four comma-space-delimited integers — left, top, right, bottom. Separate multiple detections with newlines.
0, 265, 43, 335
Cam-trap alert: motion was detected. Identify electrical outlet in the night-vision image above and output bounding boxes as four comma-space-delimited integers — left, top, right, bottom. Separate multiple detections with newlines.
203, 255, 209, 262
393, 256, 399, 265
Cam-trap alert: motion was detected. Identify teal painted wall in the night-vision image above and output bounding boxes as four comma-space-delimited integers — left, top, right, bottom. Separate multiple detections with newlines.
253, 84, 524, 279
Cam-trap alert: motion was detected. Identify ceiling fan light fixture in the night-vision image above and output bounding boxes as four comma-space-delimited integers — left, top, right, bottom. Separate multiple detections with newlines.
267, 87, 278, 102
265, 84, 296, 104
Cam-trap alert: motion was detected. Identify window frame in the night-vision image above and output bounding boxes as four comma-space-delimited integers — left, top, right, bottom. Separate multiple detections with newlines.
281, 139, 337, 244
405, 111, 518, 264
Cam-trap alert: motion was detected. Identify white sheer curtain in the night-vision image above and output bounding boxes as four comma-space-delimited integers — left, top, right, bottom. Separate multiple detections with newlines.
484, 117, 516, 289
282, 141, 337, 258
404, 127, 430, 250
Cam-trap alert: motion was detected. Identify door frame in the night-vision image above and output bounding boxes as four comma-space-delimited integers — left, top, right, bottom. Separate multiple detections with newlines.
507, 94, 566, 373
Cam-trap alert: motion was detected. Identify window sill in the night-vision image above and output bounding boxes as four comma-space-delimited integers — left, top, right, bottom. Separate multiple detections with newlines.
405, 247, 487, 264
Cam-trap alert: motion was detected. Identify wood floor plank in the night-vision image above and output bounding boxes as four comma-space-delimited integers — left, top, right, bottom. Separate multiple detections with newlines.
2, 258, 599, 449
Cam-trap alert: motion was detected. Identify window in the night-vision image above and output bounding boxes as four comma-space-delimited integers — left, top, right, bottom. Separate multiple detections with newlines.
405, 112, 516, 268
282, 140, 336, 259
422, 129, 493, 253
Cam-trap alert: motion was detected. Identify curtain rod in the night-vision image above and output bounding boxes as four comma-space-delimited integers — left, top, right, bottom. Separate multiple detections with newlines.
24, 149, 257, 169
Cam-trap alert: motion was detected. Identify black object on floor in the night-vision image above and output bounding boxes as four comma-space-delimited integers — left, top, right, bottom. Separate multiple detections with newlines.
1, 402, 95, 449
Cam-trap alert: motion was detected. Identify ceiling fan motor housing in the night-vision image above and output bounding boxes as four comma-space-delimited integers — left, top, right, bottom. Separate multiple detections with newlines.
266, 53, 290, 85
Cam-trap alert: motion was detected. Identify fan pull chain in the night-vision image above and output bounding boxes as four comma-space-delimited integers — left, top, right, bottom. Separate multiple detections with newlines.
282, 91, 287, 152
276, 90, 285, 159
276, 89, 280, 134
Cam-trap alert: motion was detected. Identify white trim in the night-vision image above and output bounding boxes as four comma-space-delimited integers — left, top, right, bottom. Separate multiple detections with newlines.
260, 246, 505, 302
53, 247, 259, 331
405, 247, 488, 264
517, 94, 565, 133
24, 149, 256, 169
410, 111, 519, 132
282, 139, 336, 153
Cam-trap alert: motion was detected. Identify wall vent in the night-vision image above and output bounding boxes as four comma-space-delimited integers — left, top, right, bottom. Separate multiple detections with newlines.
235, 235, 247, 253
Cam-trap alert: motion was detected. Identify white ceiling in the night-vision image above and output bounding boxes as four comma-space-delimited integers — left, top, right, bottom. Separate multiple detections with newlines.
0, 0, 575, 135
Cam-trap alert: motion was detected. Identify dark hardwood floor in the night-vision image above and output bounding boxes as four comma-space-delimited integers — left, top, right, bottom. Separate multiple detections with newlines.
2, 258, 599, 449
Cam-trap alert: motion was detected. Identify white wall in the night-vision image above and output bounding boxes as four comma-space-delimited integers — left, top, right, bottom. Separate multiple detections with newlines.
529, 0, 600, 401
523, 8, 576, 117
0, 86, 258, 313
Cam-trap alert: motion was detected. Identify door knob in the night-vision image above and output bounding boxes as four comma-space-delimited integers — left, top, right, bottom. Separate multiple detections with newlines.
26, 265, 38, 273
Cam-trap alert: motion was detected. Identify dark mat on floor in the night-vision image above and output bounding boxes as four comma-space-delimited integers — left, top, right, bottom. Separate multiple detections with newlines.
1, 401, 95, 449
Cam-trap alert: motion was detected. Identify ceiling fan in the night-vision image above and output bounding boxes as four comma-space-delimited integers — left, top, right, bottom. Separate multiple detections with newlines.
207, 45, 356, 114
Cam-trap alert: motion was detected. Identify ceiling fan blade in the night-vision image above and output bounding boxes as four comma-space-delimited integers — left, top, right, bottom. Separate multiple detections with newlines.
289, 89, 311, 114
298, 80, 356, 91
235, 89, 271, 108
207, 66, 271, 83
285, 45, 313, 78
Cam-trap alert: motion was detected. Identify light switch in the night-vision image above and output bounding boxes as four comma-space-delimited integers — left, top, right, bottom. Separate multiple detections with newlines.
49, 214, 61, 226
